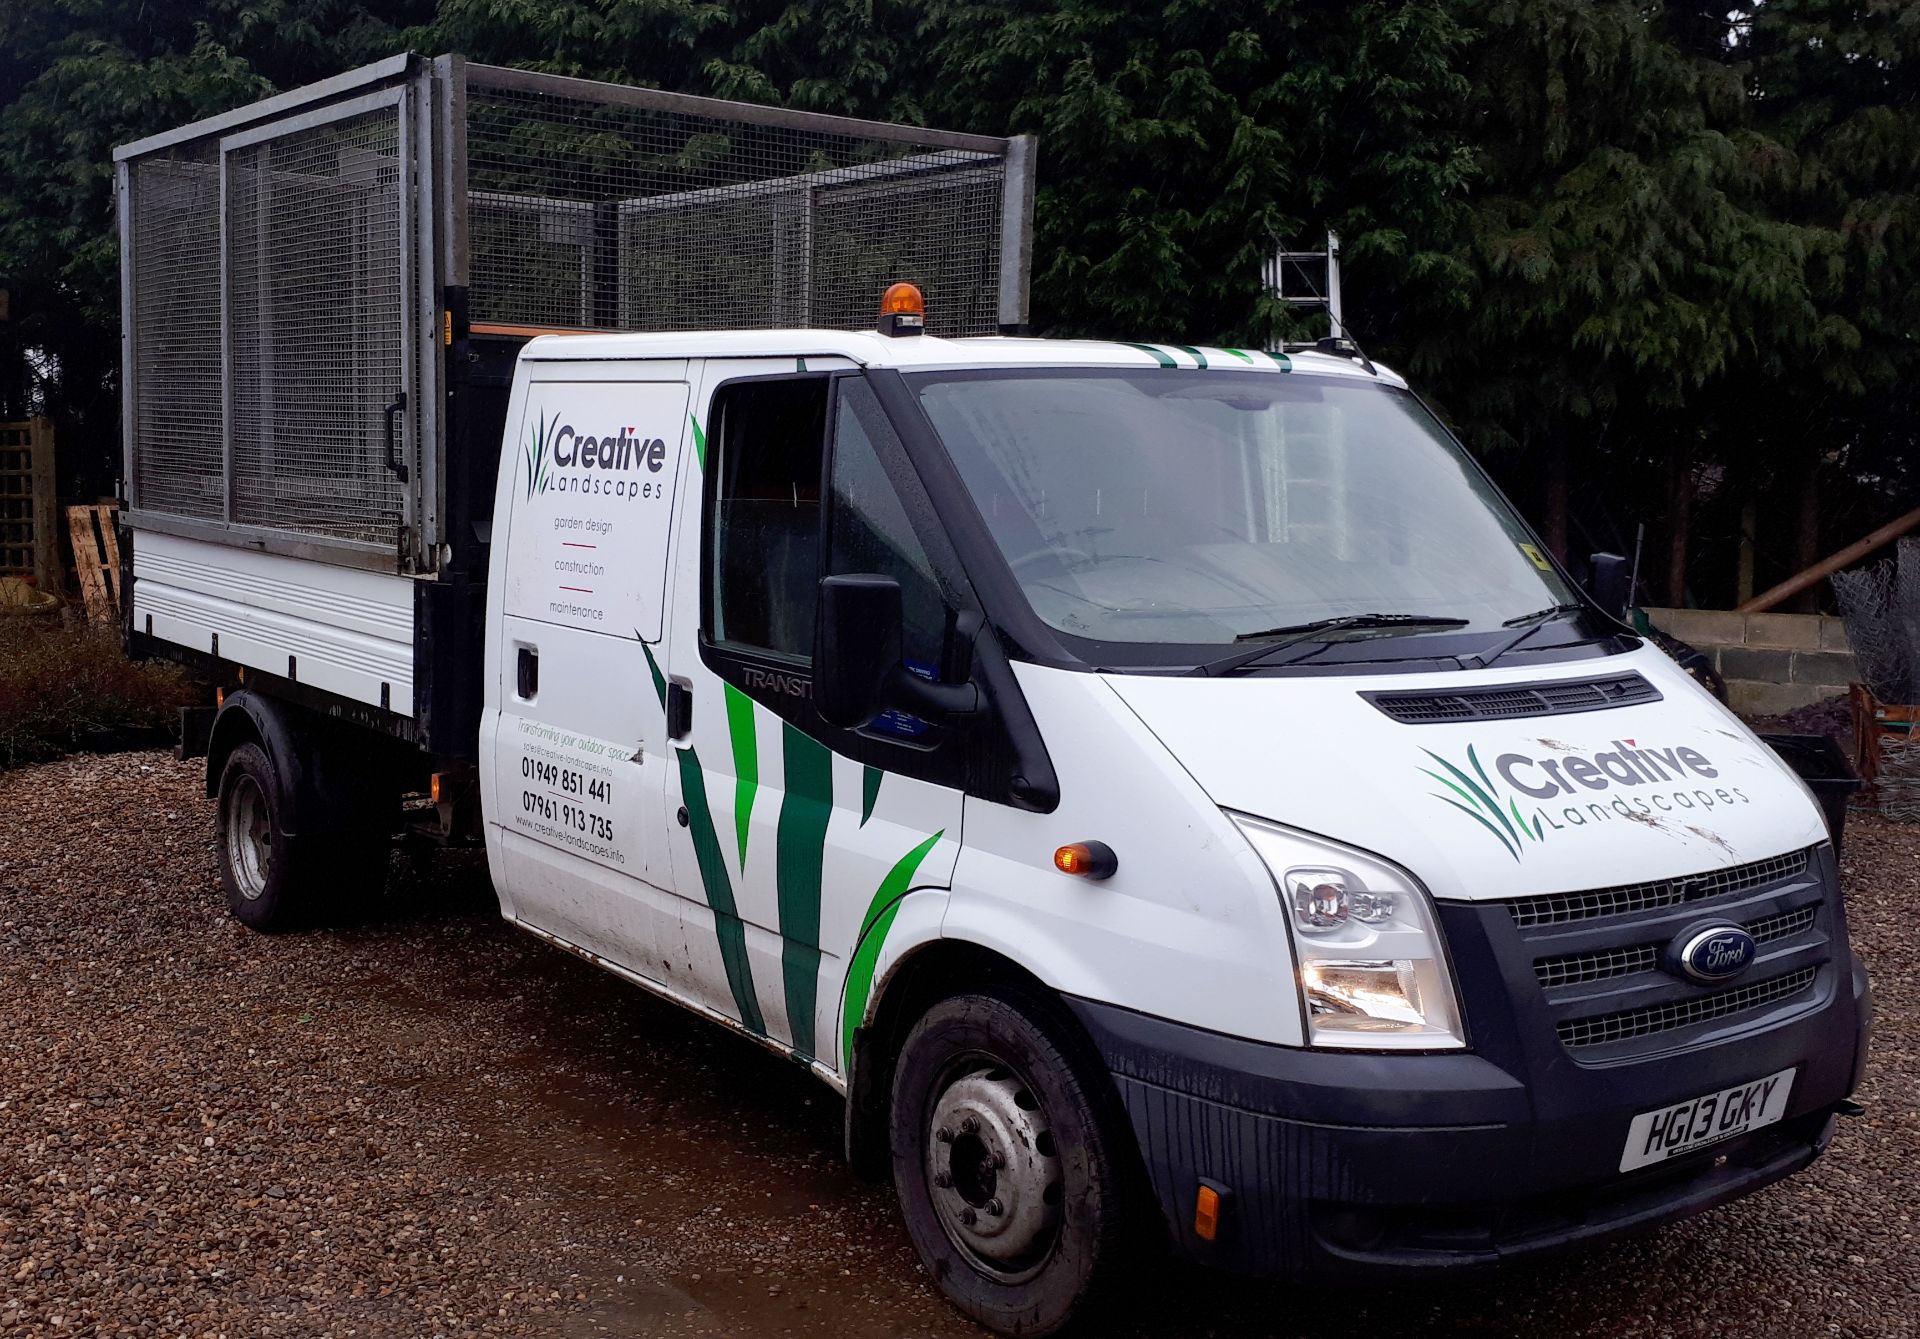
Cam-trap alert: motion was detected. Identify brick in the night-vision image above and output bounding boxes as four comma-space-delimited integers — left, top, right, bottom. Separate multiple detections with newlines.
1746, 612, 1824, 650
1720, 646, 1796, 683
1728, 680, 1825, 717
1820, 617, 1855, 652
1790, 649, 1860, 688
1651, 607, 1748, 648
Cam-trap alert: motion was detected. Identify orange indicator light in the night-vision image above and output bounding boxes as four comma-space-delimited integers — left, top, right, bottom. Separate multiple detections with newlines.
1052, 841, 1118, 880
1194, 1184, 1222, 1241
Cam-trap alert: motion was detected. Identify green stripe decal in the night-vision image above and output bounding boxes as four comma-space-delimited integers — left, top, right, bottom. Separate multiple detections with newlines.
841, 830, 945, 1068
690, 414, 707, 471
1220, 347, 1257, 363
641, 644, 766, 1034
1260, 349, 1293, 371
1173, 345, 1210, 369
1118, 341, 1177, 369
776, 723, 833, 1061
860, 766, 882, 827
724, 684, 758, 869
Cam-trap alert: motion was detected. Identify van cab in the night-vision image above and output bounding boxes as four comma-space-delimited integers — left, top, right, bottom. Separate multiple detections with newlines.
477, 326, 1870, 1334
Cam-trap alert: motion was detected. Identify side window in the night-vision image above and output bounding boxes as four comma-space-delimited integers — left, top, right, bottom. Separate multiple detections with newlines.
827, 378, 950, 679
707, 377, 829, 661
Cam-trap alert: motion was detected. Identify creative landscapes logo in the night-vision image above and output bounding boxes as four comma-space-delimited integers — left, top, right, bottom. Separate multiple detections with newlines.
523, 409, 670, 501
1421, 739, 1752, 861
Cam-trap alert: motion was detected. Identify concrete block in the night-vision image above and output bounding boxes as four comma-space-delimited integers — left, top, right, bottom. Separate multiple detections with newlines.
1720, 646, 1796, 682
1820, 617, 1854, 652
1790, 649, 1859, 688
1728, 679, 1825, 718
1746, 612, 1824, 650
1651, 607, 1748, 648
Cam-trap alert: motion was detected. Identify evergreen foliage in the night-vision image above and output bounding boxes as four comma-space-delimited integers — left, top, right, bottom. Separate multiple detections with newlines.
0, 0, 1912, 604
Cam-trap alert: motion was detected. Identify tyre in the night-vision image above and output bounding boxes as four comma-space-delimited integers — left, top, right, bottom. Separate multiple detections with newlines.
890, 985, 1135, 1336
214, 742, 391, 930
215, 742, 304, 931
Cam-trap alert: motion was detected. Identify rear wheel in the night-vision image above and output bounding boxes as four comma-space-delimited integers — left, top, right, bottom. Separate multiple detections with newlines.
216, 743, 301, 931
215, 741, 391, 930
890, 986, 1134, 1336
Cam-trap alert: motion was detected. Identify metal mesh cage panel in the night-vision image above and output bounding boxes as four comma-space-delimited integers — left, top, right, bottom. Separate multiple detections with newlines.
225, 108, 408, 544
464, 75, 1008, 336
131, 147, 225, 519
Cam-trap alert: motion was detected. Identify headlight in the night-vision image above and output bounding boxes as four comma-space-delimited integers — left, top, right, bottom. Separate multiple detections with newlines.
1229, 813, 1465, 1051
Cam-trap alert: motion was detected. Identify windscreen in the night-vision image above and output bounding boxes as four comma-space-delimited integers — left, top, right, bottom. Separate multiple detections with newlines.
913, 370, 1576, 650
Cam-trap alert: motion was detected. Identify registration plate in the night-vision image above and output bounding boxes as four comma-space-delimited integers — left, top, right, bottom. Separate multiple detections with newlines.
1619, 1068, 1796, 1172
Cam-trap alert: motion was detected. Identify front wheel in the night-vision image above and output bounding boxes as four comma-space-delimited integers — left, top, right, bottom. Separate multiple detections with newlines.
890, 986, 1135, 1336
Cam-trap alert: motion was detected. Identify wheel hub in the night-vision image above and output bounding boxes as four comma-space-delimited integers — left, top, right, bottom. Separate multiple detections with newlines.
224, 774, 271, 901
925, 1065, 1062, 1275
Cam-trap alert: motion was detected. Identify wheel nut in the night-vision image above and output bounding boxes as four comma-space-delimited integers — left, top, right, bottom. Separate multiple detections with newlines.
935, 1127, 954, 1144
960, 1116, 979, 1135
959, 1207, 977, 1226
985, 1198, 1004, 1217
932, 1171, 952, 1189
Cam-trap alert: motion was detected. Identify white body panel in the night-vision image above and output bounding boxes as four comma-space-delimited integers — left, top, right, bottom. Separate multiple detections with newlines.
1101, 644, 1827, 902
947, 662, 1305, 1045
132, 530, 415, 714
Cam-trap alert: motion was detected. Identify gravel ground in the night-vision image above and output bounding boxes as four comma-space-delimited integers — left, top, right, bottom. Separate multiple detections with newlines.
1, 751, 1914, 1338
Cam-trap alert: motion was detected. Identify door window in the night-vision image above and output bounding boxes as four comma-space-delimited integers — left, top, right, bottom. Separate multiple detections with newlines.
707, 377, 829, 661
827, 378, 951, 680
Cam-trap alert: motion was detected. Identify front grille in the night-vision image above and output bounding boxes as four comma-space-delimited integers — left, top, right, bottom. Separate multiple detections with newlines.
1557, 968, 1818, 1049
1532, 902, 1822, 989
1749, 904, 1819, 945
1504, 849, 1812, 930
1365, 672, 1659, 724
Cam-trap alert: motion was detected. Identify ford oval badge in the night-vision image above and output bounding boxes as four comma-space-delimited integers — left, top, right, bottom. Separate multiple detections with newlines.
1669, 924, 1758, 984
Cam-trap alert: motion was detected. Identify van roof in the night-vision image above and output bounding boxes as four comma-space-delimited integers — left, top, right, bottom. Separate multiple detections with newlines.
515, 329, 1406, 386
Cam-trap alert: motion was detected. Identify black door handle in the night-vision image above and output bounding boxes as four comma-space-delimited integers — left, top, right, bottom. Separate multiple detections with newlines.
517, 646, 538, 699
384, 391, 409, 483
666, 682, 692, 740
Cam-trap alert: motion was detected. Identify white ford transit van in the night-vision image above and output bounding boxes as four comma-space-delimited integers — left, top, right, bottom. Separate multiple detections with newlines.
118, 57, 1868, 1337
446, 322, 1867, 1331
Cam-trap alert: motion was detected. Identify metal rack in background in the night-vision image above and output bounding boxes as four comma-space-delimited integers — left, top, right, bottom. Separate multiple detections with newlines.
1833, 538, 1920, 819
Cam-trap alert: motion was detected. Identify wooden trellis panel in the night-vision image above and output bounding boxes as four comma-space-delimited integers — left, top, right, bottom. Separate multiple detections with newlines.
0, 418, 58, 589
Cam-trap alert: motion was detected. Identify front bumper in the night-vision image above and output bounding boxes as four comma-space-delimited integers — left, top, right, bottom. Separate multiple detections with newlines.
1067, 929, 1868, 1278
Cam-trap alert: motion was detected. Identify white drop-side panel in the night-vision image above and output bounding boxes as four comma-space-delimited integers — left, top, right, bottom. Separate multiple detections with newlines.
132, 529, 416, 715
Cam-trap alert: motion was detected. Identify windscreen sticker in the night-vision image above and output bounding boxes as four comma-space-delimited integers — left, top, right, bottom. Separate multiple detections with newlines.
1423, 740, 1753, 860
505, 380, 688, 639
1519, 542, 1553, 571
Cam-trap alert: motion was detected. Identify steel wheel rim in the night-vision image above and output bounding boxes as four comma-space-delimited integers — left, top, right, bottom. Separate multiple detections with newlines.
224, 774, 271, 901
923, 1053, 1064, 1283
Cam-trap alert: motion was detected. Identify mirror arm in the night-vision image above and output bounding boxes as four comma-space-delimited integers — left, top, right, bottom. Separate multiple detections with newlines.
891, 672, 982, 718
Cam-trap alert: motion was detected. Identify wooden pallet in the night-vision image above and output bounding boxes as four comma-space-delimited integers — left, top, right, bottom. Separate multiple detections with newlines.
66, 502, 122, 625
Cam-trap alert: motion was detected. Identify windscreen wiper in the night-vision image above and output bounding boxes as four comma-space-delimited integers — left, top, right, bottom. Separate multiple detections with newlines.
1188, 614, 1470, 678
1469, 602, 1589, 669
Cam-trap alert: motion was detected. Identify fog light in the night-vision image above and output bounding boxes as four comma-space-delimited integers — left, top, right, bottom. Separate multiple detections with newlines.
1302, 959, 1426, 1031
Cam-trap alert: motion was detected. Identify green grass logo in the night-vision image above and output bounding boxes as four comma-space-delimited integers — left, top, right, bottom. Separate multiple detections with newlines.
524, 411, 559, 499
1420, 745, 1545, 862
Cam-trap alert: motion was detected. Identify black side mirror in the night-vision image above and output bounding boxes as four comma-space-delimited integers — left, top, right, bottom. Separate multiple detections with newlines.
815, 574, 905, 729
1588, 551, 1630, 619
814, 574, 982, 730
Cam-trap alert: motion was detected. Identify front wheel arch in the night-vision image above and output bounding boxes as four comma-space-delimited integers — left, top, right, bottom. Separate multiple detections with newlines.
845, 940, 1084, 1179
